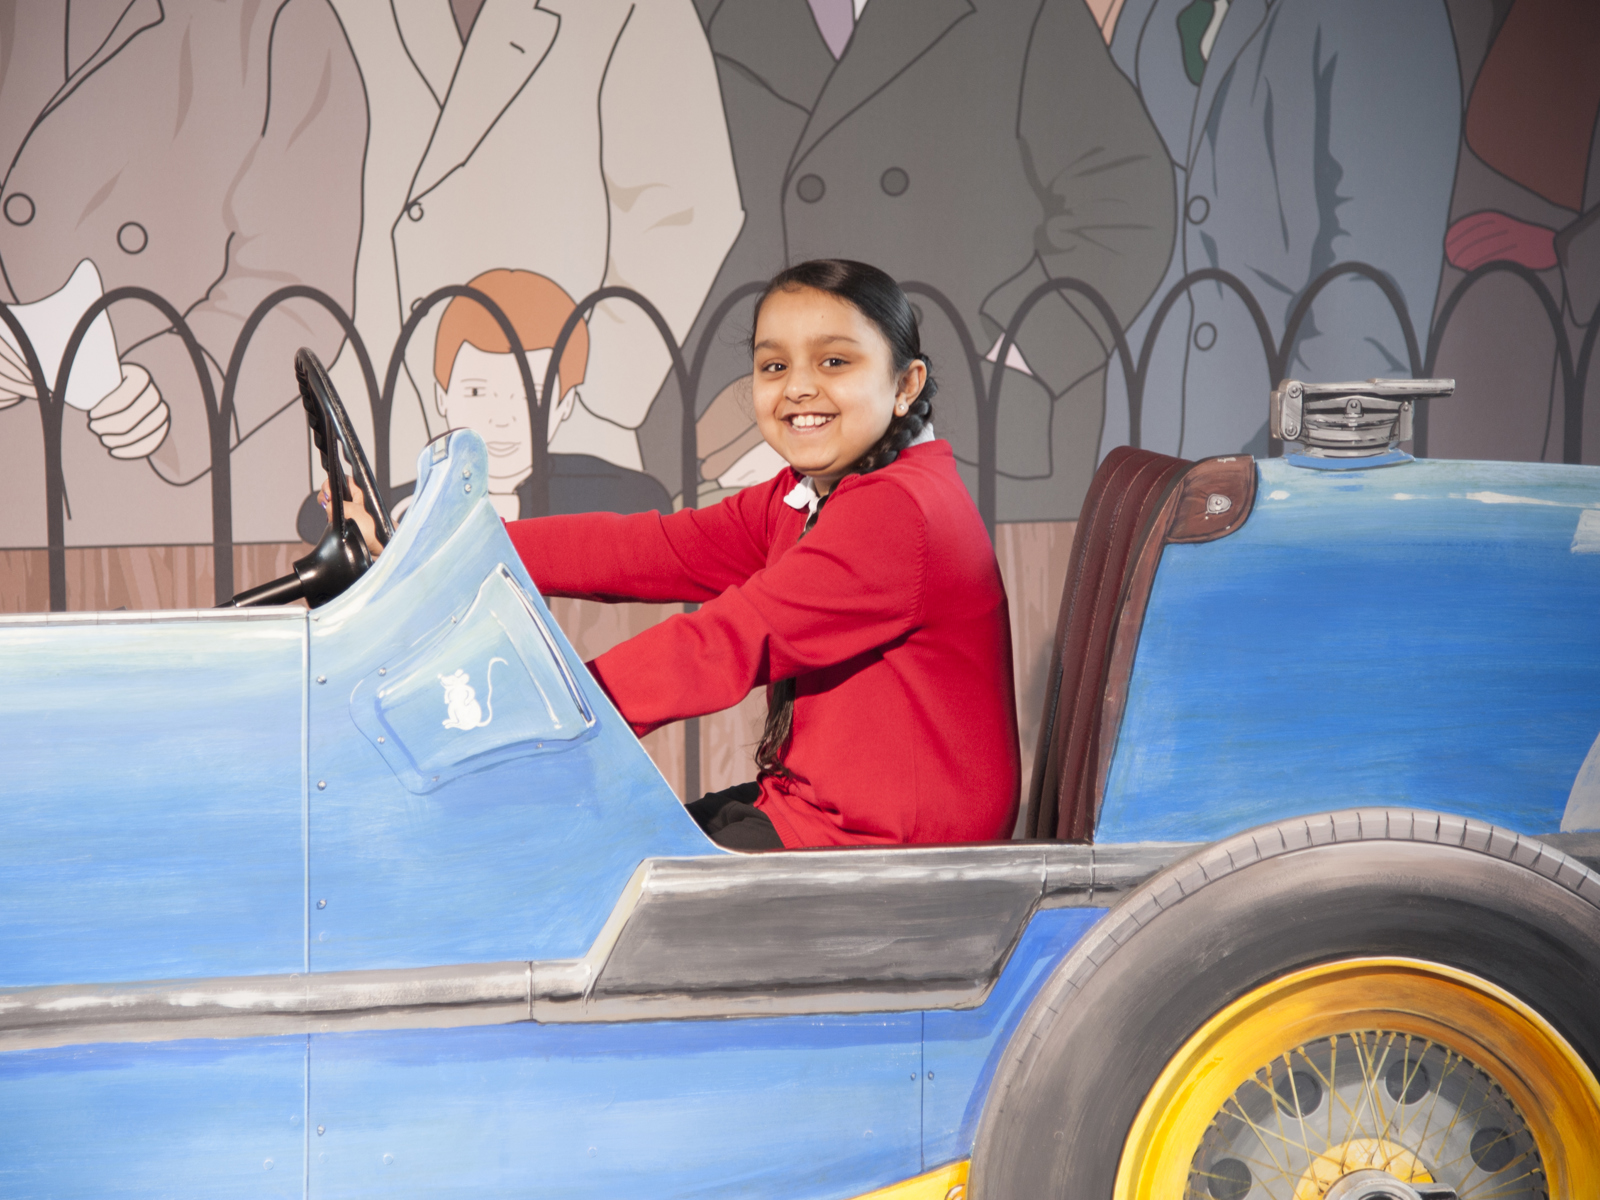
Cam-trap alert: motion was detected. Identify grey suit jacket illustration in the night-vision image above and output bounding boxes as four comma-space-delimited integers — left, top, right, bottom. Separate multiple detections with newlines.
0, 0, 365, 546
657, 0, 1173, 521
1101, 0, 1461, 460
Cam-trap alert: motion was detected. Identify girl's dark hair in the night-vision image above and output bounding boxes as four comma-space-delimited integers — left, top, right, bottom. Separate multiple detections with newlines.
751, 259, 937, 777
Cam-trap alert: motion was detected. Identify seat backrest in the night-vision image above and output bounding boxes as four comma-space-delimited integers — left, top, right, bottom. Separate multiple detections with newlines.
1023, 447, 1189, 840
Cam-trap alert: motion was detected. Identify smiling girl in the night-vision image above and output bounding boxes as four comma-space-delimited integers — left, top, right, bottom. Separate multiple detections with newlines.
511, 260, 1019, 848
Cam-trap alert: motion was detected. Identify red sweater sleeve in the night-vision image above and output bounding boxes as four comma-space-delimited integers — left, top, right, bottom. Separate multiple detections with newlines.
547, 473, 928, 736
503, 477, 778, 603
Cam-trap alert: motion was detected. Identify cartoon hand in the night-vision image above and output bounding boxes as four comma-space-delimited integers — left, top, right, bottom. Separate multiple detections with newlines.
1445, 210, 1559, 272
88, 364, 170, 458
0, 334, 38, 409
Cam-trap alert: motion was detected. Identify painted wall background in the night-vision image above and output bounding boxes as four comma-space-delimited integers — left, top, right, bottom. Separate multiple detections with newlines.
1, 0, 1595, 799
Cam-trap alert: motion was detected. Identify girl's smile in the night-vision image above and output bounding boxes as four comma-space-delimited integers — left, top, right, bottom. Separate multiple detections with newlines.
787, 412, 835, 430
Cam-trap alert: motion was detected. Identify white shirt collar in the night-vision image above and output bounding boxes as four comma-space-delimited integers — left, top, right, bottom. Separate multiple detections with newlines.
782, 475, 820, 515
780, 424, 937, 514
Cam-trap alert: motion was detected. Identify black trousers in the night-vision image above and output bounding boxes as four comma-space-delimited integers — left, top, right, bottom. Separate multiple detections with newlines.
686, 782, 784, 851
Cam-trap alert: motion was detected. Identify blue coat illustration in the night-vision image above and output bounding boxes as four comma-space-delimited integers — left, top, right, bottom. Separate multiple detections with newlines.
1099, 0, 1461, 460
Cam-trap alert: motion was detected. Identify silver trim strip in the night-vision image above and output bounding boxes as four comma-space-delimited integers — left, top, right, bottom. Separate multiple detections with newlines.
0, 842, 1192, 1052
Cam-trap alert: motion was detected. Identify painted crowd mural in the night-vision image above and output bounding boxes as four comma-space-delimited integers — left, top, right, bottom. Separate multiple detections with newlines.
2, 0, 1599, 785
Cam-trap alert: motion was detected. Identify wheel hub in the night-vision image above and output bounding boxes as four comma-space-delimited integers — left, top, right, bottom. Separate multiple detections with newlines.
1321, 1169, 1456, 1200
1293, 1140, 1434, 1200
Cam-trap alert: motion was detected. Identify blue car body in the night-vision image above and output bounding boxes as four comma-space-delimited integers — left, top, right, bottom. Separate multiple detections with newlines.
1101, 457, 1600, 842
2, 432, 1597, 1198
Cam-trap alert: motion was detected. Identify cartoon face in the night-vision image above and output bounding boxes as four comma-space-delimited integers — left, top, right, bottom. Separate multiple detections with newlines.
434, 344, 577, 492
751, 286, 924, 492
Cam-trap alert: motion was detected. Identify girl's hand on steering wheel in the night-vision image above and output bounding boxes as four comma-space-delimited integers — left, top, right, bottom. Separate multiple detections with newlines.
318, 477, 386, 558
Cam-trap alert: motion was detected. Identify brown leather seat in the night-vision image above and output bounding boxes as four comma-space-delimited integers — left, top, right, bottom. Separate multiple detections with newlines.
773, 445, 1257, 852
1023, 446, 1190, 841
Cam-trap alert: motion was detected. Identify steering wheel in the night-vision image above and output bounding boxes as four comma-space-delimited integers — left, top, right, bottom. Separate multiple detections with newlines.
225, 348, 395, 608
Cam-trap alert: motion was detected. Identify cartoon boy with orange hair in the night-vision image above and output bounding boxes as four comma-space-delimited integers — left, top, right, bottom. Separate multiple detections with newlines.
433, 269, 670, 520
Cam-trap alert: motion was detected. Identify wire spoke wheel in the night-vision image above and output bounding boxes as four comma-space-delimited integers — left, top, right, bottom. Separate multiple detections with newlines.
971, 815, 1600, 1200
1190, 1032, 1539, 1199
1115, 958, 1600, 1200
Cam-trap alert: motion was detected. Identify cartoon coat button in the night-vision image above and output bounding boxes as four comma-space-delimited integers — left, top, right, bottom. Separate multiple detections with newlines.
4, 193, 34, 225
117, 222, 148, 254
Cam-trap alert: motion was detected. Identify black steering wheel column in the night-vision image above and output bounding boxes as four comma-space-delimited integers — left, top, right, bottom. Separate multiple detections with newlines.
224, 348, 395, 608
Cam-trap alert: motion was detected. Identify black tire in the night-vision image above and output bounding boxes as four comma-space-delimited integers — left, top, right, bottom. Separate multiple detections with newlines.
971, 809, 1600, 1199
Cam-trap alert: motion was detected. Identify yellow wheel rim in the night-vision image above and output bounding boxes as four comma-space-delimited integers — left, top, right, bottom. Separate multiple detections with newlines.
1113, 957, 1600, 1199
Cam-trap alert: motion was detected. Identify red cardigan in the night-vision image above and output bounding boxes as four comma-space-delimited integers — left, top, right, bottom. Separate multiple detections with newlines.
505, 440, 1019, 847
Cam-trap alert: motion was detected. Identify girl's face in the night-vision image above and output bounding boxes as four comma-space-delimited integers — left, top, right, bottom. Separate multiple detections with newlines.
751, 286, 925, 493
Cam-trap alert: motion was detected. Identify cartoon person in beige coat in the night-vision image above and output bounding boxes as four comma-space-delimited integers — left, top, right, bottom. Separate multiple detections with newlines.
325, 0, 742, 508
0, 0, 365, 548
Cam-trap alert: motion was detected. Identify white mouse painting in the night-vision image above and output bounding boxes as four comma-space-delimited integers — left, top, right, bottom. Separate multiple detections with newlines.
439, 658, 505, 732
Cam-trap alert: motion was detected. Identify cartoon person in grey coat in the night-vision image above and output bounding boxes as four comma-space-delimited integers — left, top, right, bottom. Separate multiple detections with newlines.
1096, 0, 1461, 461
0, 0, 365, 549
652, 0, 1175, 522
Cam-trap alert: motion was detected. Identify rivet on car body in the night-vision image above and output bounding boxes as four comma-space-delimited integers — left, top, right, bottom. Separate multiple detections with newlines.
463, 468, 471, 479
378, 667, 386, 675
317, 1126, 325, 1136
465, 483, 472, 493
927, 1072, 934, 1079
317, 781, 326, 790
317, 899, 326, 909
377, 736, 385, 744
316, 675, 326, 684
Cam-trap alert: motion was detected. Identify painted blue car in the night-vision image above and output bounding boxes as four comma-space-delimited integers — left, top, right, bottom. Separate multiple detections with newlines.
4, 374, 1600, 1200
